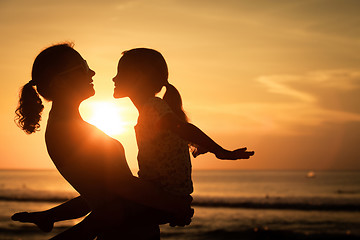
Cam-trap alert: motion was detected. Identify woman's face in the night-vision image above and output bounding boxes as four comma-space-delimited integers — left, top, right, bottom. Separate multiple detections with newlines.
56, 51, 96, 101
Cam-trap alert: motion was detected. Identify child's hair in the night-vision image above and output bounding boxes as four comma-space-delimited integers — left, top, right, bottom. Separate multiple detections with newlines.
15, 43, 75, 134
121, 48, 189, 122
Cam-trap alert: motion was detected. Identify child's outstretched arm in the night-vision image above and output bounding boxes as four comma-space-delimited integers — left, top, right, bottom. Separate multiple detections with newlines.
158, 113, 254, 160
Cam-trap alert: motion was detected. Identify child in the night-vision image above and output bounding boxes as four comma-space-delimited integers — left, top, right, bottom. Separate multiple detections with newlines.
12, 48, 254, 238
112, 48, 254, 198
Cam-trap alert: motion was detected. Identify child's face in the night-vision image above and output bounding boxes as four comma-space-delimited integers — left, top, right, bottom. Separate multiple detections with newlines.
112, 60, 135, 99
113, 58, 158, 99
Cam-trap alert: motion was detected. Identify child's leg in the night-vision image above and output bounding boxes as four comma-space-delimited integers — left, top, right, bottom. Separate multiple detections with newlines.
11, 196, 91, 232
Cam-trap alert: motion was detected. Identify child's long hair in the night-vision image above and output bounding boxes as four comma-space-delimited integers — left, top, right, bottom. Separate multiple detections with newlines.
121, 48, 189, 122
15, 43, 75, 134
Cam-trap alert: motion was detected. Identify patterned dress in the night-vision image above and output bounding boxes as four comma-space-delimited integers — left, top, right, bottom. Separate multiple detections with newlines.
135, 97, 193, 196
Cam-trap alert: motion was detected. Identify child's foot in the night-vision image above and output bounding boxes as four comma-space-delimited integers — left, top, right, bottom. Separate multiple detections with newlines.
11, 212, 54, 232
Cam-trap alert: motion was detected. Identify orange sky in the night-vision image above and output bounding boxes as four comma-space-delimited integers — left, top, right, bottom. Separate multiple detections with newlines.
1, 0, 360, 171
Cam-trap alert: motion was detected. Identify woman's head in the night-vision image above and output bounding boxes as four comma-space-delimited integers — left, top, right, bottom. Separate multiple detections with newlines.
15, 43, 95, 134
113, 48, 188, 122
33, 43, 95, 101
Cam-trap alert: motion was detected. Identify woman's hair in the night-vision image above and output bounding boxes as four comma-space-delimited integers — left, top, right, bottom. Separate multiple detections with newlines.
15, 43, 75, 134
121, 48, 189, 122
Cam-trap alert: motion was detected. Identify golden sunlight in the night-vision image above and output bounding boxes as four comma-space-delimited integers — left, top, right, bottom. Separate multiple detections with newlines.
86, 101, 127, 137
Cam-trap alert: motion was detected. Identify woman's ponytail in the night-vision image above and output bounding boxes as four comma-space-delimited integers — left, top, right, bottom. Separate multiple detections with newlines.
14, 43, 75, 134
163, 83, 188, 122
15, 81, 44, 134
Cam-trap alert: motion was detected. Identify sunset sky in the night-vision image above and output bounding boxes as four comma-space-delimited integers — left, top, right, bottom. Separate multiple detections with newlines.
1, 0, 360, 171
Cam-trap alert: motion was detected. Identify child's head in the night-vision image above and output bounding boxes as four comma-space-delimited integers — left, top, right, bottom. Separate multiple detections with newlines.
113, 48, 188, 122
113, 48, 168, 98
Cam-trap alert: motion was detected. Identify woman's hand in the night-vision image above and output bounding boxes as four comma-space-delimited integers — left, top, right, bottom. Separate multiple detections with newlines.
191, 144, 209, 158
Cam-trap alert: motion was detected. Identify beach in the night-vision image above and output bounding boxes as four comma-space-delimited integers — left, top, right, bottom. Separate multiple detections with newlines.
1, 169, 359, 239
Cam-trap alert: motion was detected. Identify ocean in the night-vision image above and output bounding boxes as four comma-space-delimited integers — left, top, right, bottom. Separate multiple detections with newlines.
0, 169, 359, 240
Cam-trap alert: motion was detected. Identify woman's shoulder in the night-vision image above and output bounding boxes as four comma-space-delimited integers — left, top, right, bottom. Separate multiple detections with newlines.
46, 119, 125, 158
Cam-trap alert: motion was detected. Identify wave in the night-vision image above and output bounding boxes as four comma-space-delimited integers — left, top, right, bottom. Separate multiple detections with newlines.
336, 190, 360, 194
0, 189, 77, 203
192, 196, 360, 211
188, 228, 360, 240
1, 227, 359, 240
1, 189, 360, 211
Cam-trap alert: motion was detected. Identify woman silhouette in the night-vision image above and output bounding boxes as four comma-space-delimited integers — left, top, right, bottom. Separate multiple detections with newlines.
14, 43, 192, 239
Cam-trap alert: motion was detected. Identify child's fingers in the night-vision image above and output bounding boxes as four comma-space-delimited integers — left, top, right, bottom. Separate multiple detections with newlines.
233, 149, 254, 159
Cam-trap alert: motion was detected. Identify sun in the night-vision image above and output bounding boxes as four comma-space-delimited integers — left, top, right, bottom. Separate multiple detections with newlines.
85, 101, 127, 136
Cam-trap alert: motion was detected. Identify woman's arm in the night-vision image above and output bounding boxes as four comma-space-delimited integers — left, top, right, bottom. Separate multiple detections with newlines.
158, 113, 254, 160
106, 173, 193, 218
49, 203, 177, 240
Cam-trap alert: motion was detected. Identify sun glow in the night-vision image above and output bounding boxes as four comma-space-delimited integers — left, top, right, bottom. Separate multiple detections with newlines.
86, 101, 128, 137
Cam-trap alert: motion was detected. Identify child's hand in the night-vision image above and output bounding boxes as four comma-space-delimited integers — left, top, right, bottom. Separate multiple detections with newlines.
169, 207, 194, 227
170, 195, 194, 227
215, 147, 254, 160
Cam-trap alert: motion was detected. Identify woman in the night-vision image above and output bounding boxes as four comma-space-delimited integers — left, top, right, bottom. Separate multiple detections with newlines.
14, 43, 192, 239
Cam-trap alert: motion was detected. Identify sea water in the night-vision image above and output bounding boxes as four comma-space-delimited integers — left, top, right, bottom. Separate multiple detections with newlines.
0, 169, 359, 240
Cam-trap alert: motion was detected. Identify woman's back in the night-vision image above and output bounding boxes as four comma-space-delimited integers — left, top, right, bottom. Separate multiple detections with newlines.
45, 111, 132, 208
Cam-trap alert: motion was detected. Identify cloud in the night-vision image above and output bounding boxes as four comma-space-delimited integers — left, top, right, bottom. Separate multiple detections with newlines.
257, 75, 316, 103
258, 70, 360, 113
188, 70, 360, 137
115, 0, 140, 10
303, 70, 360, 91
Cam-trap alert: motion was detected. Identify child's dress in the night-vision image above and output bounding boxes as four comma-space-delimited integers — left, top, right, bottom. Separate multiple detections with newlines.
135, 97, 193, 196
